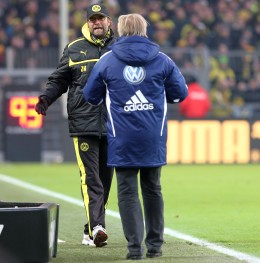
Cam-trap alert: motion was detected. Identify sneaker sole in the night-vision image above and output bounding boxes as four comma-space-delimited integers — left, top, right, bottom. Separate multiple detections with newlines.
94, 230, 108, 247
82, 240, 96, 246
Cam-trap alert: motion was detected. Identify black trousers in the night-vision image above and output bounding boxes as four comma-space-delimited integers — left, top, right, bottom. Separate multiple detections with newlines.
116, 167, 164, 256
73, 136, 113, 236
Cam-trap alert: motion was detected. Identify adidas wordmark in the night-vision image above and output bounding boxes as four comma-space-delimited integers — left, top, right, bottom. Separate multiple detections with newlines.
124, 90, 154, 112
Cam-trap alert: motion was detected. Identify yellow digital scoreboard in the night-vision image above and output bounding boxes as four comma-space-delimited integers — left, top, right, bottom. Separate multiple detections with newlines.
7, 96, 43, 130
3, 86, 42, 161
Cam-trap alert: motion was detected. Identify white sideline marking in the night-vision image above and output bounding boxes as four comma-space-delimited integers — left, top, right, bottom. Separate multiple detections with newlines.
0, 173, 260, 263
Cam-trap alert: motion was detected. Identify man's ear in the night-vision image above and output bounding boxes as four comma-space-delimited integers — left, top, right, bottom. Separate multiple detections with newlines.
108, 18, 112, 27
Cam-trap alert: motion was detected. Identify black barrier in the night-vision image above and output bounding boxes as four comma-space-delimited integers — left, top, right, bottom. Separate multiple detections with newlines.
0, 202, 59, 263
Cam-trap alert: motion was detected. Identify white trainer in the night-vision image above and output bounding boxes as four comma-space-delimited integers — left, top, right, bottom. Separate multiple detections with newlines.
92, 225, 108, 247
82, 234, 95, 246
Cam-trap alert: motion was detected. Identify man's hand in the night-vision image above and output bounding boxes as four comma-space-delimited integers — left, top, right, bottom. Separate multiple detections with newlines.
35, 96, 50, 116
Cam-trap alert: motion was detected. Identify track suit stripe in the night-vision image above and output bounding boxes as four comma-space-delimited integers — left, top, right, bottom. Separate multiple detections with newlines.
73, 137, 90, 229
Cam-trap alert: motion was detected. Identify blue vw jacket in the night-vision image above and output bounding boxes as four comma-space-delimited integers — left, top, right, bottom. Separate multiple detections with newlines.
83, 36, 188, 167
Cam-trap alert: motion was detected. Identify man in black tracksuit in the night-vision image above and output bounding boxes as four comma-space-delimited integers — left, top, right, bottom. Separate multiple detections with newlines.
35, 3, 115, 247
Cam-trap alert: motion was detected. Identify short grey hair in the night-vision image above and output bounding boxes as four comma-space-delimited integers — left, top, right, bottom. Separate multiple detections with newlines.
117, 14, 148, 37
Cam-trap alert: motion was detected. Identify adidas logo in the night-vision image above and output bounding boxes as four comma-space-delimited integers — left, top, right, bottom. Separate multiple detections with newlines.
124, 90, 154, 112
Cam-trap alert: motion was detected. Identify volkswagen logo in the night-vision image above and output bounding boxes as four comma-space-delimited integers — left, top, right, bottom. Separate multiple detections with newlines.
123, 66, 146, 85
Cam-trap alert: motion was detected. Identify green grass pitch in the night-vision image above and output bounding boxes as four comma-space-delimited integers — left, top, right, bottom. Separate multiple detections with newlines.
0, 163, 260, 262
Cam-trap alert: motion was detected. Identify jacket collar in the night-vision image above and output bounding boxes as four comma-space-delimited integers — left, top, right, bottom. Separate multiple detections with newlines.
82, 22, 95, 43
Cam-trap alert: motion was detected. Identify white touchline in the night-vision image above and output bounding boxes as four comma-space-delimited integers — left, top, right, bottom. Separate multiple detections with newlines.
0, 173, 259, 263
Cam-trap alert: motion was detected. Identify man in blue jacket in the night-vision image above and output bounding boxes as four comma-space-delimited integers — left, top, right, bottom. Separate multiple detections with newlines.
83, 13, 188, 260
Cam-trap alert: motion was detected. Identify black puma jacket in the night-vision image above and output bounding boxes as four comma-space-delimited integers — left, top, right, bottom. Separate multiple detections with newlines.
41, 23, 115, 136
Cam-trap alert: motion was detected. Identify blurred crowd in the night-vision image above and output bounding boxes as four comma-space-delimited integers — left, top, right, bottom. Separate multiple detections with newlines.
1, 0, 259, 50
0, 0, 260, 118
